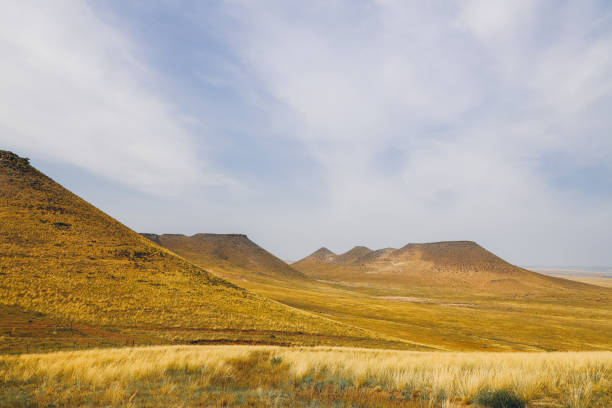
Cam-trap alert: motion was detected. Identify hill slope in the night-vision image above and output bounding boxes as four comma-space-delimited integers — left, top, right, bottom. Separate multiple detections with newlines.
0, 151, 377, 345
141, 233, 305, 282
294, 241, 596, 294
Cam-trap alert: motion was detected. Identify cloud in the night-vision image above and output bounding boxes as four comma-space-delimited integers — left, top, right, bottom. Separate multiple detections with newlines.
208, 0, 612, 264
0, 1, 224, 195
2, 1, 610, 265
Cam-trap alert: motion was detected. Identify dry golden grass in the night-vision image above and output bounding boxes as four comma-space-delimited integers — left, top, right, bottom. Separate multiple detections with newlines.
0, 151, 384, 348
246, 278, 612, 352
1, 345, 610, 407
141, 233, 306, 281
143, 236, 612, 351
146, 252, 612, 352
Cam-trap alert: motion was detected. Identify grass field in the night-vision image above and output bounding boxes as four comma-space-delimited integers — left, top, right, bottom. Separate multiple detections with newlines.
2, 151, 611, 407
157, 235, 612, 352
0, 150, 393, 349
1, 345, 610, 407
179, 267, 612, 352
3, 150, 611, 353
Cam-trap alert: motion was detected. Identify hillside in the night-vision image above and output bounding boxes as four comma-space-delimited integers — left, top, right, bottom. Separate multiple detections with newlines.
3, 150, 607, 352
141, 233, 305, 282
294, 241, 598, 294
160, 236, 611, 351
0, 151, 385, 348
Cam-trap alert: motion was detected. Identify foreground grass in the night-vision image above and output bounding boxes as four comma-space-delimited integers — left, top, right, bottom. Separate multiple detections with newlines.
1, 346, 610, 407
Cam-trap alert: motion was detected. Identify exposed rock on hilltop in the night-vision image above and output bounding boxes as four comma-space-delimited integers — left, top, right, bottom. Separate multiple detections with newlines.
0, 150, 31, 171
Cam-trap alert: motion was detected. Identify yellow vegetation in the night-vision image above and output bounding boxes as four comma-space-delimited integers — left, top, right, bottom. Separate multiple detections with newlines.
1, 345, 610, 407
244, 278, 612, 351
0, 151, 382, 347
3, 150, 611, 352
145, 227, 612, 352
141, 233, 306, 281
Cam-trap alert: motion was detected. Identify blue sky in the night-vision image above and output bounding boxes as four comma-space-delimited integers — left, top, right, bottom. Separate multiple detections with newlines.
2, 1, 612, 265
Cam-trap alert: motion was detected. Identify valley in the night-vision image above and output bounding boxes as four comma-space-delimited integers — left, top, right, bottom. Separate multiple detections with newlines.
145, 233, 612, 352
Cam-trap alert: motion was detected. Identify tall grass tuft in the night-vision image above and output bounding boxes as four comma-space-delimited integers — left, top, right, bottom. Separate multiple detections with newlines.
1, 346, 610, 407
474, 389, 525, 408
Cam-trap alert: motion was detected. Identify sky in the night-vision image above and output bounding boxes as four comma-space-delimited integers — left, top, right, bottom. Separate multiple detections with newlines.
1, 1, 612, 266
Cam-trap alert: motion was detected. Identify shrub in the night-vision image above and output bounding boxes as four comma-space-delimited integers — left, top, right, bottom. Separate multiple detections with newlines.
474, 389, 525, 408
52, 222, 71, 230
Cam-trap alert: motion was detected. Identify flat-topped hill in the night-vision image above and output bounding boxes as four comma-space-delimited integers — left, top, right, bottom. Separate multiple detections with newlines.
141, 233, 306, 281
0, 151, 373, 343
294, 240, 598, 294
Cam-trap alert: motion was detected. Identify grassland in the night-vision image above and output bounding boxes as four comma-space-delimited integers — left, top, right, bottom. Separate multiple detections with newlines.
237, 278, 612, 352
154, 247, 612, 351
140, 233, 306, 281
0, 150, 392, 350
2, 150, 611, 407
1, 345, 610, 407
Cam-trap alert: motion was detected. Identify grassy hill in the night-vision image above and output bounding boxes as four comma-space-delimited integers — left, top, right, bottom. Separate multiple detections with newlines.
293, 241, 595, 294
4, 149, 608, 352
141, 233, 305, 282
0, 151, 392, 350
143, 231, 612, 351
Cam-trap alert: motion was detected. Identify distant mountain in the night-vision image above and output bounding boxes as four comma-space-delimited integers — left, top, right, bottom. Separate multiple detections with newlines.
141, 233, 306, 281
300, 246, 374, 265
0, 150, 370, 343
294, 241, 597, 293
334, 246, 373, 265
307, 247, 338, 263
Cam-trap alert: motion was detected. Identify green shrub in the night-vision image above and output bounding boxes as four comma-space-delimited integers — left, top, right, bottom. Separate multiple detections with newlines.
475, 389, 525, 408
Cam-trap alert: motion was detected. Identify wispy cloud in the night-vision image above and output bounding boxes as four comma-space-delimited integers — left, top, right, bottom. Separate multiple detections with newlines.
0, 2, 230, 195
208, 0, 612, 263
2, 1, 611, 265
